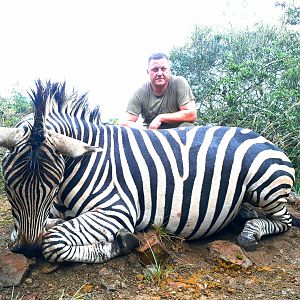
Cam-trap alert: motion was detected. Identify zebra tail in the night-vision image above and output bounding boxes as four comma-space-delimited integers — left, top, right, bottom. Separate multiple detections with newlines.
291, 214, 300, 228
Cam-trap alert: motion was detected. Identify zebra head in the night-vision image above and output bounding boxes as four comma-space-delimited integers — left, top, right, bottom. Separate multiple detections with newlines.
0, 81, 100, 257
0, 127, 99, 257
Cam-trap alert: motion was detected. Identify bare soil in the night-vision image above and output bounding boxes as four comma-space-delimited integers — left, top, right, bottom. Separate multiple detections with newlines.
1, 191, 300, 300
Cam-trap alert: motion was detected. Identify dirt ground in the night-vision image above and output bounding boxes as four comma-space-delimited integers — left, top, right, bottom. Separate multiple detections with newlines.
1, 191, 300, 300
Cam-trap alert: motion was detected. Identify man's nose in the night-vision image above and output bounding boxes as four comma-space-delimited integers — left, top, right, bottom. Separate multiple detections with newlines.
157, 68, 163, 75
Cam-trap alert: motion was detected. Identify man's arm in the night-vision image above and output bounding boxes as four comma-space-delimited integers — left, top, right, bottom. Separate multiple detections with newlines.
120, 112, 143, 128
149, 101, 197, 130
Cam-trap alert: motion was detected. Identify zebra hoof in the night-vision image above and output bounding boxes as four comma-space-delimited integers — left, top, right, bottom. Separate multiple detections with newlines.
236, 233, 258, 251
116, 228, 139, 255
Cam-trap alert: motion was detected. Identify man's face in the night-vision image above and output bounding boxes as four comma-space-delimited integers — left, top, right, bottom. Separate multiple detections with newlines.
147, 58, 171, 89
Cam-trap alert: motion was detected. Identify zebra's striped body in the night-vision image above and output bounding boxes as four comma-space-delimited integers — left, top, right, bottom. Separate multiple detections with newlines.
0, 81, 295, 263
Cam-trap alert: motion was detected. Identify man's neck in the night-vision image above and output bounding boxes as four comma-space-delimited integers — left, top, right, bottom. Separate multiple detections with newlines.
151, 83, 168, 97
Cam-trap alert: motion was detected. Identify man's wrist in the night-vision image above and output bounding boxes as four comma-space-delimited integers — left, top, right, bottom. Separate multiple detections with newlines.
158, 114, 165, 123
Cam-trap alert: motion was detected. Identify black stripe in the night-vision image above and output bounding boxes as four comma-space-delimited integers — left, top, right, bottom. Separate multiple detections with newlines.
175, 127, 207, 235
147, 131, 175, 227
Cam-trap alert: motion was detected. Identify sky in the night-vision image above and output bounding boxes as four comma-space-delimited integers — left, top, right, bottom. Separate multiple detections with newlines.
0, 0, 286, 121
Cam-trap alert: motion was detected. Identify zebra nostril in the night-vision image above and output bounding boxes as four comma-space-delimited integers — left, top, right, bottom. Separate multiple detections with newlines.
11, 242, 42, 258
9, 232, 44, 258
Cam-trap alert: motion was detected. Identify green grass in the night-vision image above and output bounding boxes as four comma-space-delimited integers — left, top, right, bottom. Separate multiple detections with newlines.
140, 225, 178, 284
142, 240, 173, 284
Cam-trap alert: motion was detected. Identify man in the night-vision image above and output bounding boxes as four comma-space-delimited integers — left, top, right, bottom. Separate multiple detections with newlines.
121, 53, 197, 130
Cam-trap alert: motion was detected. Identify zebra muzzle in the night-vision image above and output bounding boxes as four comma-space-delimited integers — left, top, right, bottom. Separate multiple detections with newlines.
10, 232, 43, 258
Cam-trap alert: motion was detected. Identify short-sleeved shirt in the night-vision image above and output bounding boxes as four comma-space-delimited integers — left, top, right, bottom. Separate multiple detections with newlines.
126, 75, 195, 129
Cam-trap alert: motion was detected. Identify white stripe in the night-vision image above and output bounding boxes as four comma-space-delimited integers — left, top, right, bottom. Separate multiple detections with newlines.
248, 160, 294, 193
260, 175, 294, 202
167, 128, 196, 181
180, 127, 220, 237
157, 129, 198, 232
194, 127, 238, 237
158, 133, 183, 231
101, 210, 135, 231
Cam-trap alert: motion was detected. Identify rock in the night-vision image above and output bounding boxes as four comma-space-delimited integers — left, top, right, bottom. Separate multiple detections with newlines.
209, 240, 253, 268
135, 231, 171, 266
25, 277, 33, 285
0, 252, 30, 287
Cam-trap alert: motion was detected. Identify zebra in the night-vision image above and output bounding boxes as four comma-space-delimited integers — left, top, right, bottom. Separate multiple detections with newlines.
0, 80, 297, 263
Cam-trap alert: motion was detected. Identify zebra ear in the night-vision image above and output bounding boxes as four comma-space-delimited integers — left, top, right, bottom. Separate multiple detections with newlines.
0, 127, 24, 149
47, 130, 102, 157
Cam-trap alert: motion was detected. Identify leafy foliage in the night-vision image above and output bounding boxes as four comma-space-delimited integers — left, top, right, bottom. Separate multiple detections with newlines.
0, 89, 32, 127
276, 1, 300, 25
170, 24, 300, 190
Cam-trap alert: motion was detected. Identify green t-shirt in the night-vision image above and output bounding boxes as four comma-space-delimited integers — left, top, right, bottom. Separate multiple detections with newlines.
126, 75, 195, 129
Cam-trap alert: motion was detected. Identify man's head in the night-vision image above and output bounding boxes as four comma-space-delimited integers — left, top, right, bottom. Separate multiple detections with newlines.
147, 53, 171, 94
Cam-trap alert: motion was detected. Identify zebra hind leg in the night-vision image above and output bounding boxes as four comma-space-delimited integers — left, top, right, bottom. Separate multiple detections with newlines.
237, 202, 292, 251
233, 203, 259, 226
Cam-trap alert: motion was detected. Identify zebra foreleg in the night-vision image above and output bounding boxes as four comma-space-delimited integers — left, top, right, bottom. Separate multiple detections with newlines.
42, 227, 139, 263
237, 203, 292, 250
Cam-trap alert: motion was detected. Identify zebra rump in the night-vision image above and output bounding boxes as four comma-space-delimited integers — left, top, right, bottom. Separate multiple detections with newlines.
0, 80, 296, 263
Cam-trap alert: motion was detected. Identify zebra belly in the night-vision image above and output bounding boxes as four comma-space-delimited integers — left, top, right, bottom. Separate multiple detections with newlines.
136, 184, 244, 241
166, 197, 241, 240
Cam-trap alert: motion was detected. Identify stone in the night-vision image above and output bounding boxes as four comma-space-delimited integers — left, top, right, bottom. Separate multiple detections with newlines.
0, 252, 30, 287
209, 240, 253, 268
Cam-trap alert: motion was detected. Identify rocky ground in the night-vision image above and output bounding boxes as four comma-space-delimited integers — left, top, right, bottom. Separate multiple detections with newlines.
1, 192, 300, 300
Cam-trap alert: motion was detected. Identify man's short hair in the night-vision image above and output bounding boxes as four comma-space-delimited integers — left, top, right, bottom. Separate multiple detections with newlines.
148, 53, 169, 64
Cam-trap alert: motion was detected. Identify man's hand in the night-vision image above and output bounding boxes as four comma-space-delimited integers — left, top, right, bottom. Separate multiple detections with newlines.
148, 101, 197, 130
149, 116, 162, 130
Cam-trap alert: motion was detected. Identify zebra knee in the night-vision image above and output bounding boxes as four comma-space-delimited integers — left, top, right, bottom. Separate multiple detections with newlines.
116, 228, 139, 255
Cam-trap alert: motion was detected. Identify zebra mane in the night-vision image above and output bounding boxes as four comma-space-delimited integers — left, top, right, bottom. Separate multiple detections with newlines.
27, 79, 102, 149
